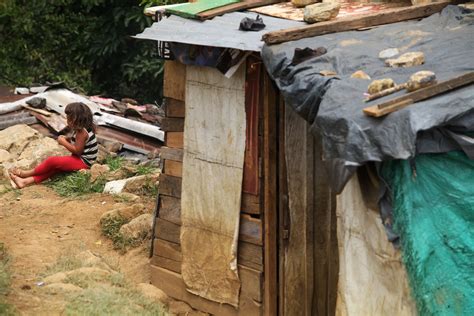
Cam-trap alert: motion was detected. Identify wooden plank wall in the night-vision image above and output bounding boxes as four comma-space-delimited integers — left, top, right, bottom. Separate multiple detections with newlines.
279, 103, 338, 315
151, 60, 265, 316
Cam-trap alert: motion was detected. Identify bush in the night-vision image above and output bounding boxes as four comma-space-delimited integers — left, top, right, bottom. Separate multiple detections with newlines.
0, 0, 169, 103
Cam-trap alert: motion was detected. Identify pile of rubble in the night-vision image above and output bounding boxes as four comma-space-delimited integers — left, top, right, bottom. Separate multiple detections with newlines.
0, 86, 164, 160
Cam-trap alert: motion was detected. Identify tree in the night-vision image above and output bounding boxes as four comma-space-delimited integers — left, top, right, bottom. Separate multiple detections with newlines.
0, 0, 169, 103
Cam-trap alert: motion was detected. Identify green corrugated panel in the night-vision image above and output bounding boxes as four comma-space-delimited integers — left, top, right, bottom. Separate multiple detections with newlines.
382, 151, 474, 315
166, 0, 240, 19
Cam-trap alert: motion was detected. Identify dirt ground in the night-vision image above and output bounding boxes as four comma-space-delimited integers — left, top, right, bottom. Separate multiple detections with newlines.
0, 183, 156, 315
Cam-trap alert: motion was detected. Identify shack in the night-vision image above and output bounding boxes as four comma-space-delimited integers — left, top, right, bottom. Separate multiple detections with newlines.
136, 2, 474, 315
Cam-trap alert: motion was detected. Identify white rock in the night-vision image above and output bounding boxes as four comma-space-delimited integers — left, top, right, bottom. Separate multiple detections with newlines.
378, 48, 399, 60
103, 179, 127, 194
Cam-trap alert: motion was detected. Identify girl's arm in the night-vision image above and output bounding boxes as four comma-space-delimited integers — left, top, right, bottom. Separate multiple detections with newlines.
58, 129, 87, 155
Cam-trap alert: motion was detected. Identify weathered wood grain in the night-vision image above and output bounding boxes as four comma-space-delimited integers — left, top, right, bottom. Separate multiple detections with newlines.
262, 2, 452, 44
159, 174, 182, 198
164, 98, 186, 118
166, 132, 184, 148
158, 195, 181, 225
164, 61, 186, 101
150, 265, 262, 316
263, 71, 278, 316
160, 146, 184, 162
164, 159, 182, 177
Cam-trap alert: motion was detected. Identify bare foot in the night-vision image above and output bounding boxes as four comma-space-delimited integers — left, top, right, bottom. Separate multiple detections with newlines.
10, 173, 35, 189
9, 167, 31, 178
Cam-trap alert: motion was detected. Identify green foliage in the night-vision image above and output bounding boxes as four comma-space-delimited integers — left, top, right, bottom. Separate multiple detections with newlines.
101, 212, 150, 253
105, 156, 125, 172
0, 0, 171, 103
135, 165, 157, 176
100, 215, 133, 252
46, 172, 106, 197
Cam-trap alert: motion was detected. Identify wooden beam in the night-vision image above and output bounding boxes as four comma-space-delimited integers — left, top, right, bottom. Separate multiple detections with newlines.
159, 174, 182, 198
263, 71, 278, 316
165, 98, 186, 118
164, 160, 183, 177
160, 146, 184, 162
241, 193, 260, 215
151, 255, 182, 273
150, 265, 262, 316
166, 132, 184, 148
239, 241, 264, 272
262, 2, 451, 45
153, 237, 263, 272
153, 238, 182, 260
197, 0, 281, 20
363, 71, 474, 117
157, 117, 184, 132
155, 218, 181, 244
155, 212, 262, 246
159, 195, 181, 225
239, 214, 263, 246
164, 61, 186, 101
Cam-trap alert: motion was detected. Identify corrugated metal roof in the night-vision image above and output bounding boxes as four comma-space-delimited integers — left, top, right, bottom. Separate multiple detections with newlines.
134, 11, 303, 52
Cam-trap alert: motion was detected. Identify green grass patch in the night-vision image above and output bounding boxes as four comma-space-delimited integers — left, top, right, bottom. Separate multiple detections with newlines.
43, 252, 83, 277
64, 285, 166, 316
135, 165, 157, 176
100, 214, 150, 253
46, 172, 106, 197
39, 249, 167, 316
104, 156, 124, 172
135, 176, 158, 197
0, 243, 16, 315
100, 215, 134, 253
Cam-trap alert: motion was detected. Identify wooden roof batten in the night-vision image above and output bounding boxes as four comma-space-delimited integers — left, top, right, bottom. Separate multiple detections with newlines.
262, 1, 454, 45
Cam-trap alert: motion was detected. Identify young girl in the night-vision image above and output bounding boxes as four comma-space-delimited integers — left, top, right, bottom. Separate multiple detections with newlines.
9, 102, 98, 189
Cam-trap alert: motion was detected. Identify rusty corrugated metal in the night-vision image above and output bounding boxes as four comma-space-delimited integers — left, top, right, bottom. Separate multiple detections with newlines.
96, 126, 161, 155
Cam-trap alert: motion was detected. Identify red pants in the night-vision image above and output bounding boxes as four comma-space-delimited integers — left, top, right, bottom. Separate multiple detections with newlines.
33, 155, 89, 183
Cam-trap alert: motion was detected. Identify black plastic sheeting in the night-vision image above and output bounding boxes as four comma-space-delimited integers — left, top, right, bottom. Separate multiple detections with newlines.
262, 6, 474, 193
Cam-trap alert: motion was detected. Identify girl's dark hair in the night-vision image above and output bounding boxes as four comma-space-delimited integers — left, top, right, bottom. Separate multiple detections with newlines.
65, 102, 95, 131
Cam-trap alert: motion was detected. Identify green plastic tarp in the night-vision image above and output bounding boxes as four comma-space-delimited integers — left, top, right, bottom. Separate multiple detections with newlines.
382, 151, 474, 315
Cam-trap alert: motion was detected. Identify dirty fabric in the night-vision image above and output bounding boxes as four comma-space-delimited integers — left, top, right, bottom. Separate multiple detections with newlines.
381, 151, 474, 315
180, 65, 246, 306
336, 175, 416, 315
261, 6, 474, 190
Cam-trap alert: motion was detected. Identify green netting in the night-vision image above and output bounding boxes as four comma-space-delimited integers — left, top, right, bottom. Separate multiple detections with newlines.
381, 151, 474, 316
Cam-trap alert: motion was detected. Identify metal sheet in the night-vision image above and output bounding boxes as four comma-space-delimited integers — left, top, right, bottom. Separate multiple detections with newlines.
134, 11, 303, 52
0, 89, 164, 141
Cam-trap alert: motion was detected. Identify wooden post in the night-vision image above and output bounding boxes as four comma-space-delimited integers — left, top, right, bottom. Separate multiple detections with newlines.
263, 71, 278, 316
